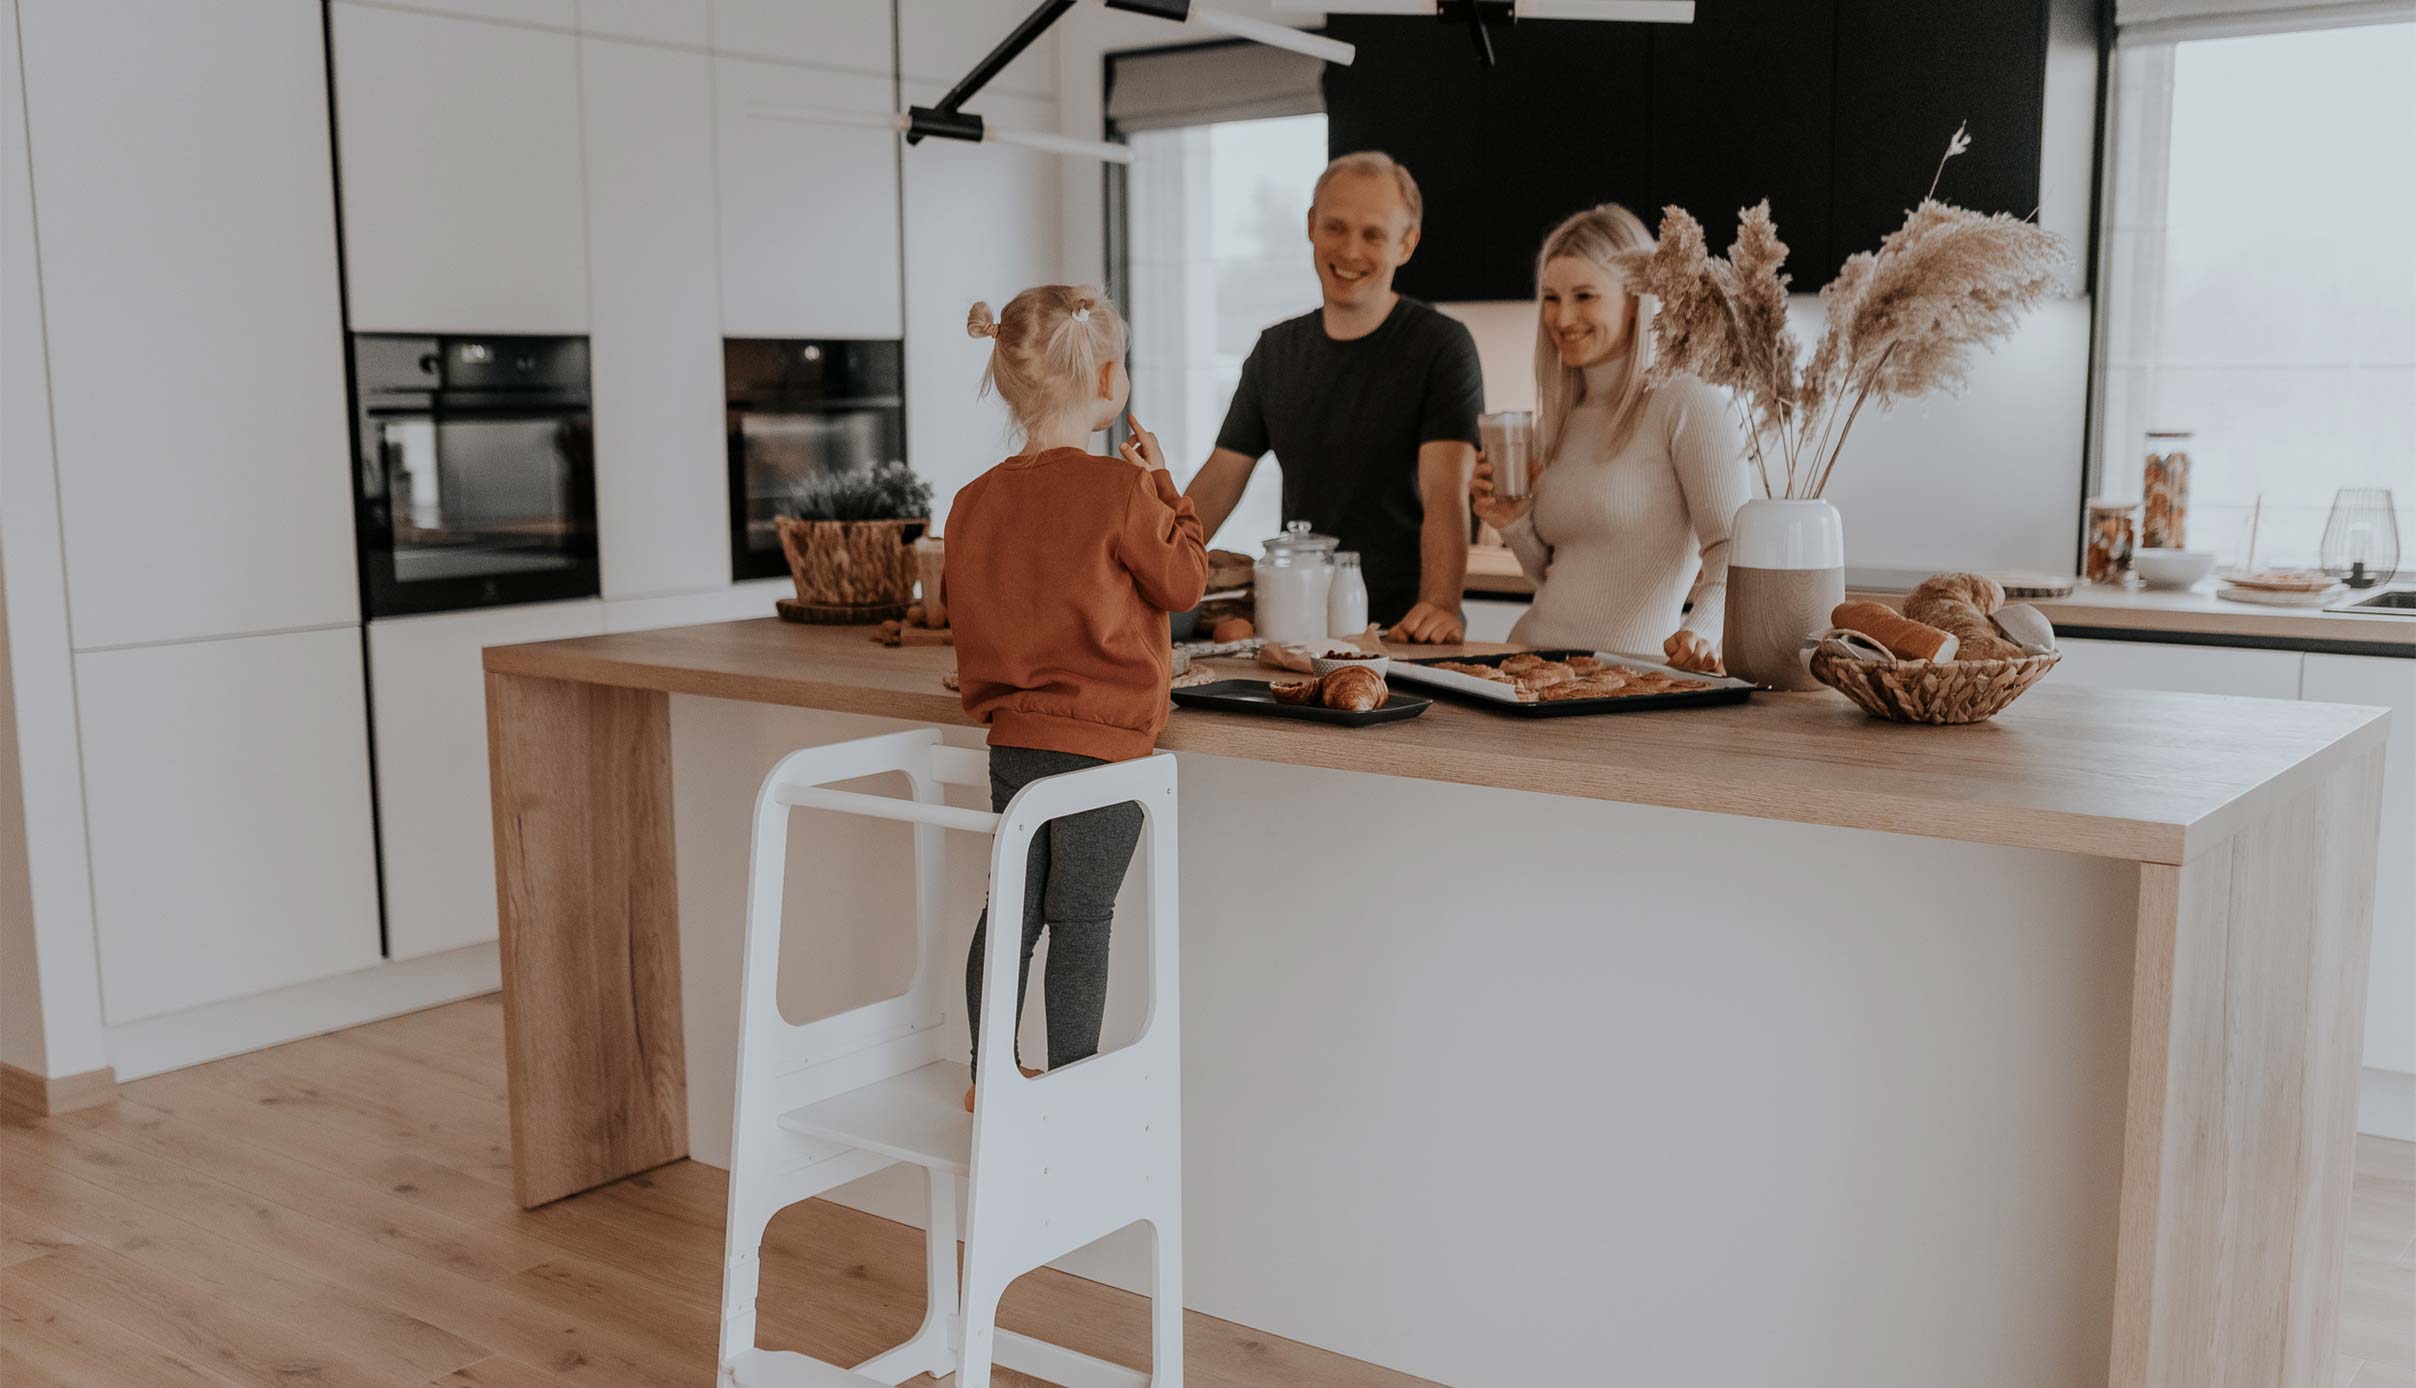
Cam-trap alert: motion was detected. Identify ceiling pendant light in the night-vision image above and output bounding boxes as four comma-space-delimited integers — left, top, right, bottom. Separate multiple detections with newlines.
1273, 1, 1694, 24
745, 0, 1354, 166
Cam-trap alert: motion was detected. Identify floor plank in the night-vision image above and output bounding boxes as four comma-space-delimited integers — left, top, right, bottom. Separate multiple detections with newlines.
11, 997, 2407, 1387
0, 1197, 82, 1267
0, 1265, 255, 1388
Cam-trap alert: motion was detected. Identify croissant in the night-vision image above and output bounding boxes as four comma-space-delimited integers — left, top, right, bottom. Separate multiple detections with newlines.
1902, 573, 2024, 661
1270, 678, 1319, 705
1320, 665, 1388, 712
1905, 572, 2005, 616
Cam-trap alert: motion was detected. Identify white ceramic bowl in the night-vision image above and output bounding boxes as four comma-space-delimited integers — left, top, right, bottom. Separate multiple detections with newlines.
2131, 548, 2217, 590
1310, 652, 1389, 679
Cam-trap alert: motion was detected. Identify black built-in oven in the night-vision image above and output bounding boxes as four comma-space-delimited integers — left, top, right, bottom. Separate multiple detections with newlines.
725, 338, 906, 581
351, 334, 599, 617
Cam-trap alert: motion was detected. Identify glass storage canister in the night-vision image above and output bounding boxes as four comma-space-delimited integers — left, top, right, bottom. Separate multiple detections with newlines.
2142, 430, 2192, 550
1254, 521, 1339, 644
2085, 500, 2136, 586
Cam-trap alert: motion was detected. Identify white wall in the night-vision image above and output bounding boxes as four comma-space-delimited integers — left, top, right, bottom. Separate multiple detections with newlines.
0, 0, 107, 1081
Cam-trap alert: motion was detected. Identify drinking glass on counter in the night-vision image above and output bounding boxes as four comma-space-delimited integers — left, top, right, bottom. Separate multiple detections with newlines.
1479, 410, 1535, 501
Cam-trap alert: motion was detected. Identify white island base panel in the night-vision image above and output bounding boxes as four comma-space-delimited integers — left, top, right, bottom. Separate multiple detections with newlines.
669, 699, 2138, 1388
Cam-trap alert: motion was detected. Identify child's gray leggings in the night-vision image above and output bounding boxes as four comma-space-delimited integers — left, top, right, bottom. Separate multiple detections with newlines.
965, 745, 1143, 1075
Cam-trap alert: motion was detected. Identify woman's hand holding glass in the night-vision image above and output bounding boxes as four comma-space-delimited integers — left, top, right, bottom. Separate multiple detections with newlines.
1469, 452, 1531, 530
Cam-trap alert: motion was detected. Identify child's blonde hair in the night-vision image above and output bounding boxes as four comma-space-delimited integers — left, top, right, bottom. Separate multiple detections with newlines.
965, 285, 1128, 437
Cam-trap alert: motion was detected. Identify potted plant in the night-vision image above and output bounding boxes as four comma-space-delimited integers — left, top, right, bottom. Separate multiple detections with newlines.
774, 461, 935, 622
1615, 126, 2065, 688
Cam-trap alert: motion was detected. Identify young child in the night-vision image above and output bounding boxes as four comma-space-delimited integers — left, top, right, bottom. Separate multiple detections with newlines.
946, 285, 1208, 1111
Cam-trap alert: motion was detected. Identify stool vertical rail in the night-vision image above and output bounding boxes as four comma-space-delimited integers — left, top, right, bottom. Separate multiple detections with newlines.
715, 728, 1182, 1388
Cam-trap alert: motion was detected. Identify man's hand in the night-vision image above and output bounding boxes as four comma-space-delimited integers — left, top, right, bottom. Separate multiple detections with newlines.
1663, 630, 1722, 674
1389, 602, 1465, 645
1118, 413, 1167, 471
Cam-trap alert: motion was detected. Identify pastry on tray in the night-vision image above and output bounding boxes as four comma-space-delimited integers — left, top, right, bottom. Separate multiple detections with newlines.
1269, 678, 1319, 705
1319, 664, 1388, 712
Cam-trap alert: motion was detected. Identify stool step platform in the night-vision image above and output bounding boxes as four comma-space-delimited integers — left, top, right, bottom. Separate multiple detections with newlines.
778, 1060, 973, 1175
722, 1347, 886, 1387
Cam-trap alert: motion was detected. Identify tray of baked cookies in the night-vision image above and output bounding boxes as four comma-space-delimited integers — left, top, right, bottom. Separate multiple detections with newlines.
1390, 650, 1754, 717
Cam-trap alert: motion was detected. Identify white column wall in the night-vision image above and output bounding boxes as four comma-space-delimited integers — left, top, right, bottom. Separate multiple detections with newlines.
0, 0, 107, 1080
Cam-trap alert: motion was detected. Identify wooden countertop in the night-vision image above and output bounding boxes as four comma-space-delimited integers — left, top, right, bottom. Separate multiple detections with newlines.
1467, 546, 2415, 654
485, 619, 2387, 867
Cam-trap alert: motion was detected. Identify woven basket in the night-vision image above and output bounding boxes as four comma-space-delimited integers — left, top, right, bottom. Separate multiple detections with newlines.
776, 516, 926, 613
1809, 647, 2062, 725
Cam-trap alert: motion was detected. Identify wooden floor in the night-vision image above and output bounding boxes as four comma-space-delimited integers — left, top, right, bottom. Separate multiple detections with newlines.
1, 996, 2409, 1388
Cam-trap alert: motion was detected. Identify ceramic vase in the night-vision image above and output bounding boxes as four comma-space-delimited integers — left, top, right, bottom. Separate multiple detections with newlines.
1724, 498, 1845, 691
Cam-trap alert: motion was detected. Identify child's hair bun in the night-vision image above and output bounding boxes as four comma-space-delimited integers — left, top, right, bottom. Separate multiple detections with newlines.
965, 301, 999, 339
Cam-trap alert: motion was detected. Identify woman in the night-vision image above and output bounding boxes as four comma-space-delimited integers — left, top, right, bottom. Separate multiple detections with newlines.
1471, 205, 1749, 673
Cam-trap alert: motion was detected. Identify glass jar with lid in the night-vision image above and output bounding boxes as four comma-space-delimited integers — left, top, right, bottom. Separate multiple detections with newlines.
1254, 521, 1338, 644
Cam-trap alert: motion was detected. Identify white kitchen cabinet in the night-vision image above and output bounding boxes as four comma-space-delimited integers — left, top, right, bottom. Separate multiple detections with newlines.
2303, 653, 2416, 1079
898, 0, 1059, 96
579, 0, 708, 46
900, 84, 1057, 520
710, 0, 892, 69
368, 601, 605, 960
1464, 599, 1526, 645
2047, 637, 2304, 700
582, 38, 729, 598
17, 0, 358, 650
604, 590, 744, 632
715, 56, 903, 339
727, 577, 792, 619
332, 2, 589, 334
76, 628, 382, 1023
360, 0, 575, 26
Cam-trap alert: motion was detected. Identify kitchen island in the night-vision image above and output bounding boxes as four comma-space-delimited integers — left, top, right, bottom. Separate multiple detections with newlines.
484, 619, 2389, 1388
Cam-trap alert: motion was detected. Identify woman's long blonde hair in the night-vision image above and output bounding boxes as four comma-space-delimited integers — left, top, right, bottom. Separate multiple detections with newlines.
1534, 205, 1657, 468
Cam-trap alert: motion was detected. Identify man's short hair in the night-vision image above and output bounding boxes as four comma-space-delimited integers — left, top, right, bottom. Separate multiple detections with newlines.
1311, 151, 1423, 230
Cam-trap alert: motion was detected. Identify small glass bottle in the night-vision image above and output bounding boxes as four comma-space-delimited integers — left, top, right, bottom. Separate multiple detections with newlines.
1327, 550, 1369, 637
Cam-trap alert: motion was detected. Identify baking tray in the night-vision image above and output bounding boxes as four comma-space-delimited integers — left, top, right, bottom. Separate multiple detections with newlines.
1389, 650, 1754, 718
1171, 679, 1432, 726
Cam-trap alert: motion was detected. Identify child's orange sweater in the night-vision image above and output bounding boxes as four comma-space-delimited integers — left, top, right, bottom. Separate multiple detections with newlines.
944, 449, 1209, 761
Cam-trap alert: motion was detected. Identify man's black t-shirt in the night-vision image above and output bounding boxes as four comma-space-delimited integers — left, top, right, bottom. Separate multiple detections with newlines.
1213, 297, 1484, 625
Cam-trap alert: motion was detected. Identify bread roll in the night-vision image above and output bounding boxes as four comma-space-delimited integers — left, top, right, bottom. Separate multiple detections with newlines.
1905, 572, 2005, 616
1319, 665, 1387, 712
1210, 616, 1255, 643
1831, 600, 1960, 662
1902, 572, 2025, 661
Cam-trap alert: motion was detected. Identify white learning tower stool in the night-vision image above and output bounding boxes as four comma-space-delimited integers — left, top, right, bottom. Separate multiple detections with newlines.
717, 728, 1184, 1388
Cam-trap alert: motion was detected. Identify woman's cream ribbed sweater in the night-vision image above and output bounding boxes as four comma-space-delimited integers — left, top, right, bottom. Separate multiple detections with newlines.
1500, 365, 1751, 657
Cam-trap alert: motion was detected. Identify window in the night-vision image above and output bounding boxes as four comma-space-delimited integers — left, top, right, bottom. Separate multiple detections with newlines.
1124, 113, 1329, 551
2091, 20, 2416, 570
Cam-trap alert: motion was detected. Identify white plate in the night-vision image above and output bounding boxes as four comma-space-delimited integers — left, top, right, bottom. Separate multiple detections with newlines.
2216, 583, 2348, 607
1389, 650, 1753, 704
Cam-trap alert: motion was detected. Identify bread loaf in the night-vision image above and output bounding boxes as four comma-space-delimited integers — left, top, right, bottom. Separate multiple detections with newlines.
1831, 601, 1959, 663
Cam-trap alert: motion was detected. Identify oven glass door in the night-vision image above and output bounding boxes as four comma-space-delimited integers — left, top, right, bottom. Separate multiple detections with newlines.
360, 405, 599, 614
728, 406, 905, 579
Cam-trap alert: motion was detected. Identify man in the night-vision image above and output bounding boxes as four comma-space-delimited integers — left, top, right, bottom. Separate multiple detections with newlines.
1183, 151, 1484, 643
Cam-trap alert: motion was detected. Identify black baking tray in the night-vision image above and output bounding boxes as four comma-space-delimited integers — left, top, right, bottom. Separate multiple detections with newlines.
1394, 650, 1755, 718
1171, 679, 1433, 726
